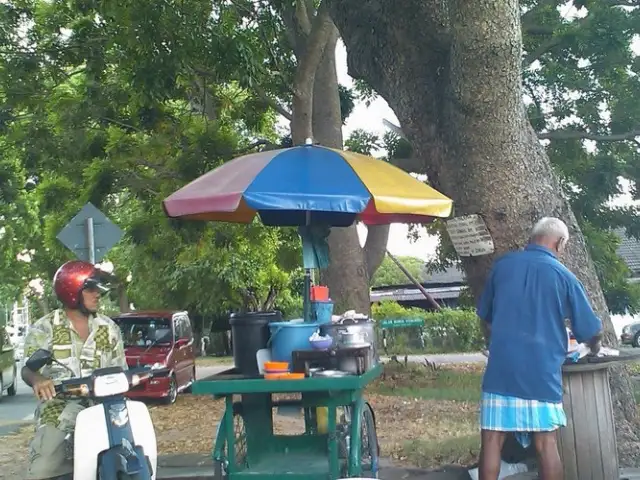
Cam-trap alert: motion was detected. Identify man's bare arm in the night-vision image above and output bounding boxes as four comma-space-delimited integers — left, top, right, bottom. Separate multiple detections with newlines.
22, 366, 56, 400
21, 365, 39, 388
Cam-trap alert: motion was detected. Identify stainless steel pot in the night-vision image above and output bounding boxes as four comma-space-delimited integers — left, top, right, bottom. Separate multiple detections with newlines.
320, 319, 379, 366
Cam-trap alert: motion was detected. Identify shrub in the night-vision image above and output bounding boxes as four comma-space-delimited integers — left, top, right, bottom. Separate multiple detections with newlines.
371, 301, 484, 353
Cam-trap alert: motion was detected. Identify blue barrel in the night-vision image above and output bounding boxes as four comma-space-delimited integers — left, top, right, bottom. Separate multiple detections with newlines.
268, 321, 319, 363
311, 300, 334, 324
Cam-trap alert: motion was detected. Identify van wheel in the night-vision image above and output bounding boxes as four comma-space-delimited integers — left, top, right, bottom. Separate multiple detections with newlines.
184, 367, 196, 394
633, 332, 640, 348
163, 376, 178, 405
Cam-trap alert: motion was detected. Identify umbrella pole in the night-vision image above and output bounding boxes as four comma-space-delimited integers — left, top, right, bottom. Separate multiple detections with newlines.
303, 268, 312, 322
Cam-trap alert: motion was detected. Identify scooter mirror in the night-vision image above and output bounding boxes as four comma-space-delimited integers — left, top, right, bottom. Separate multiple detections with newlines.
26, 348, 54, 371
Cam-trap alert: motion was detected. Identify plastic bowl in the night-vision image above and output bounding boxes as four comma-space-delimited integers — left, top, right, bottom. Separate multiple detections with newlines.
264, 361, 289, 371
310, 337, 333, 350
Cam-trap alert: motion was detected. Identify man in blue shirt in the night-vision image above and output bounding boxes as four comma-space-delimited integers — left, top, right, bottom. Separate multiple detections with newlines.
477, 217, 603, 480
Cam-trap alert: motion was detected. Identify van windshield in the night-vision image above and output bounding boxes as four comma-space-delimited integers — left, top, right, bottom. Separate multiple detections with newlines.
113, 317, 173, 347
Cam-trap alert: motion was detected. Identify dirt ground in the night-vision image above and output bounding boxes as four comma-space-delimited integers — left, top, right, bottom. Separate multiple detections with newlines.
0, 393, 480, 478
0, 363, 485, 476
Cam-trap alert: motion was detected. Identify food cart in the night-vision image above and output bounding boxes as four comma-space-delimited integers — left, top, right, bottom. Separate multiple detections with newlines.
192, 365, 382, 479
163, 140, 453, 479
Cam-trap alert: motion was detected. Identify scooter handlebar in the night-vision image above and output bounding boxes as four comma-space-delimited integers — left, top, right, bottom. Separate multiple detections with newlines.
53, 367, 169, 397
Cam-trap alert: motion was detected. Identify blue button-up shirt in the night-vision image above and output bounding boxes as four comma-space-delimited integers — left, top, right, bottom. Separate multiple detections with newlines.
478, 244, 602, 403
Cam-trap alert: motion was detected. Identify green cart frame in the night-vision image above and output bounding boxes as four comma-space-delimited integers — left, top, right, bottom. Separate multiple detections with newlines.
192, 365, 382, 480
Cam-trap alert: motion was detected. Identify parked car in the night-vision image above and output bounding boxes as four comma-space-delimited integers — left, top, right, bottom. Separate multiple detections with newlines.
112, 310, 196, 404
0, 329, 17, 398
621, 321, 640, 347
620, 321, 640, 347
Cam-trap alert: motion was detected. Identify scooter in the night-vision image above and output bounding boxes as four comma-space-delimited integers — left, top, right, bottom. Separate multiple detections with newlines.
26, 349, 168, 480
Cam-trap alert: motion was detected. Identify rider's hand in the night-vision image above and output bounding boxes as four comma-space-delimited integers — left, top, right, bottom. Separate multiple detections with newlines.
32, 376, 56, 401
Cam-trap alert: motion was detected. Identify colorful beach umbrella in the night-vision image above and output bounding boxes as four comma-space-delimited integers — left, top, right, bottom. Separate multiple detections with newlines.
163, 143, 453, 227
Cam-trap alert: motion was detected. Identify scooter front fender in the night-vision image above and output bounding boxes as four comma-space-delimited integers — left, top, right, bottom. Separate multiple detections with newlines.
97, 444, 153, 479
74, 400, 157, 479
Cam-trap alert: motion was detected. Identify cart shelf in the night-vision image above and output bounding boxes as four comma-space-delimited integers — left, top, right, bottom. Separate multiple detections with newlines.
192, 364, 382, 396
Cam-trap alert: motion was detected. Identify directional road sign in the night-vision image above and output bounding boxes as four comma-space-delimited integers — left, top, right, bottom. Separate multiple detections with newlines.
56, 203, 123, 263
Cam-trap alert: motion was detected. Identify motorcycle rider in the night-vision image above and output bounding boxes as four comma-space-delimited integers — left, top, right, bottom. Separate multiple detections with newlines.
22, 260, 127, 480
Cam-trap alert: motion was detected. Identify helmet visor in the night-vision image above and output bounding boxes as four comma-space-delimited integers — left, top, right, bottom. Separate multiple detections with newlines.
83, 276, 110, 295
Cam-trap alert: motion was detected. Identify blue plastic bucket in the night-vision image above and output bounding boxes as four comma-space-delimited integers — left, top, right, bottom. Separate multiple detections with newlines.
311, 300, 334, 325
268, 321, 320, 363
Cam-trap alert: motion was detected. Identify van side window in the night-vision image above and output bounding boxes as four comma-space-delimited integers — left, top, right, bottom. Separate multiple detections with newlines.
173, 316, 184, 341
181, 316, 193, 339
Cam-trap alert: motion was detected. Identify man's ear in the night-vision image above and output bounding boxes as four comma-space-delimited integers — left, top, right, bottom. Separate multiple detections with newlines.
557, 237, 567, 253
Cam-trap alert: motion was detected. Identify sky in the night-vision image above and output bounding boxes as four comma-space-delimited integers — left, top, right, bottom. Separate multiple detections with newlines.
332, 42, 442, 260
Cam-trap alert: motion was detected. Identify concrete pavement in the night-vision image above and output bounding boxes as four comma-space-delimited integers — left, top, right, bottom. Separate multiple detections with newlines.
0, 371, 36, 436
155, 453, 476, 479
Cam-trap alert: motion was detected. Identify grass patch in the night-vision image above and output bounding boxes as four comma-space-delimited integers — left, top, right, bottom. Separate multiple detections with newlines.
401, 434, 481, 468
370, 360, 483, 402
196, 356, 233, 366
367, 361, 483, 468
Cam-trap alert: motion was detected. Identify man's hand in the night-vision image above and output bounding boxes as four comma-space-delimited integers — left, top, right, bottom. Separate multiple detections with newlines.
32, 375, 56, 401
587, 331, 603, 356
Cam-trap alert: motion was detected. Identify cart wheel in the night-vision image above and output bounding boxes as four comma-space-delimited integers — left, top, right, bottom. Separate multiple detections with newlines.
358, 403, 380, 478
214, 411, 247, 478
214, 459, 228, 480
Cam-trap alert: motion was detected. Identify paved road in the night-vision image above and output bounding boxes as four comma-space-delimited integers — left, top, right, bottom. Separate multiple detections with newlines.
382, 352, 488, 365
0, 371, 35, 436
0, 364, 230, 437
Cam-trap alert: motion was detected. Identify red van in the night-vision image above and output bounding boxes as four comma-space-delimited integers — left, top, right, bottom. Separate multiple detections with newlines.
112, 310, 196, 404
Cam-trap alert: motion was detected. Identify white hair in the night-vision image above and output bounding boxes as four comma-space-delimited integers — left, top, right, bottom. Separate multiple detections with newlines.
530, 217, 569, 243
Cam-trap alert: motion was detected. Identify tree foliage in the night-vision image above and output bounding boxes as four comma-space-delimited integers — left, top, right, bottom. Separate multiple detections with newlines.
370, 256, 425, 287
0, 0, 305, 317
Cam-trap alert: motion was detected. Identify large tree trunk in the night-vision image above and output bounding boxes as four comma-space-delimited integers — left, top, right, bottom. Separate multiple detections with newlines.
285, 7, 388, 315
327, 0, 640, 465
311, 30, 372, 315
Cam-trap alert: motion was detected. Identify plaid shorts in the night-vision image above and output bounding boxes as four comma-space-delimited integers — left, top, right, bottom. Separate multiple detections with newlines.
480, 392, 567, 448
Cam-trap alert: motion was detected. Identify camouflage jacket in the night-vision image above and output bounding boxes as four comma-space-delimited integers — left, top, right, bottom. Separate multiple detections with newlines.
24, 309, 127, 430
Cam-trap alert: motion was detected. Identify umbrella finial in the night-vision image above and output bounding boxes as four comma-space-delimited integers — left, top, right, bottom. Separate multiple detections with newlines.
304, 137, 313, 146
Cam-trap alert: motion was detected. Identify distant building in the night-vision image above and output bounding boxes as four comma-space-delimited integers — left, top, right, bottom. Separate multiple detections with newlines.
371, 229, 640, 312
370, 265, 465, 310
614, 228, 640, 283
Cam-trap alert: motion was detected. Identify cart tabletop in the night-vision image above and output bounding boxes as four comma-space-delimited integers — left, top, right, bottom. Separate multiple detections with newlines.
192, 364, 383, 396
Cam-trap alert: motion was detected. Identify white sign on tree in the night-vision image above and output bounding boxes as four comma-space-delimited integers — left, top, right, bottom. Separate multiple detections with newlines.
445, 214, 495, 257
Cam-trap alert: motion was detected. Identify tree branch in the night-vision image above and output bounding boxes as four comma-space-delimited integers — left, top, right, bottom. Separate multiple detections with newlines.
254, 85, 292, 120
364, 225, 390, 279
295, 0, 313, 35
538, 128, 640, 142
291, 3, 333, 144
523, 13, 593, 65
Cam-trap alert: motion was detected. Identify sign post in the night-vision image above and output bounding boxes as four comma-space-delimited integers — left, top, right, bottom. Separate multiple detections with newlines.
86, 217, 96, 264
57, 203, 123, 264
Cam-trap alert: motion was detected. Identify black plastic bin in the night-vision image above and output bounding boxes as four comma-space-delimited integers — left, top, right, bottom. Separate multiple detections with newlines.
229, 311, 282, 376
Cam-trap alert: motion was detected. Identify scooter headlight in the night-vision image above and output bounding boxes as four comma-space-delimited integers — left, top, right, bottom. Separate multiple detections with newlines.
93, 372, 130, 397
